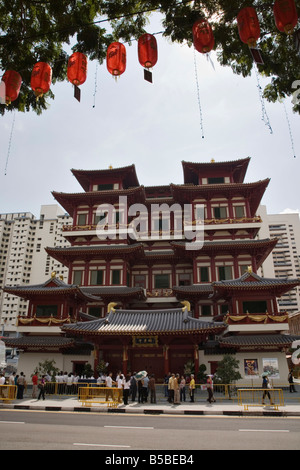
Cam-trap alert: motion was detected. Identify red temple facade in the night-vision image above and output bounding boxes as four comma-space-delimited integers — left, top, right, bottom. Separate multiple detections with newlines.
4, 158, 300, 382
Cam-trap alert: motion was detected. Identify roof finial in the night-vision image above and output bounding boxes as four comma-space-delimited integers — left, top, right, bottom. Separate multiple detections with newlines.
247, 265, 252, 273
107, 302, 118, 313
181, 300, 191, 312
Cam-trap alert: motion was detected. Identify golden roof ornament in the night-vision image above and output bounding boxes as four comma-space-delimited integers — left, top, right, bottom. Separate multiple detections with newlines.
181, 300, 191, 312
247, 265, 252, 273
107, 302, 118, 313
51, 271, 56, 278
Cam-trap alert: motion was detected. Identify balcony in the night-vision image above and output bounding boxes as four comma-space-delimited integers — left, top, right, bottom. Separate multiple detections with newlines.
224, 311, 290, 333
62, 216, 262, 241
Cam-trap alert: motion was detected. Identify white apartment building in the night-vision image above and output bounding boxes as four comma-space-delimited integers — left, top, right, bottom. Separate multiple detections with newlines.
0, 205, 72, 334
259, 205, 300, 315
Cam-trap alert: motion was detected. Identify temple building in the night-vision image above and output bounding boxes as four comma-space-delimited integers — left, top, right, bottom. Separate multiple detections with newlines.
3, 158, 300, 382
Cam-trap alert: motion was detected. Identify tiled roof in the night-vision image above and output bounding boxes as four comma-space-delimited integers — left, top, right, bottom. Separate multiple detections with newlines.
81, 286, 146, 299
2, 277, 100, 301
3, 336, 75, 349
219, 334, 300, 348
212, 271, 300, 292
62, 308, 226, 336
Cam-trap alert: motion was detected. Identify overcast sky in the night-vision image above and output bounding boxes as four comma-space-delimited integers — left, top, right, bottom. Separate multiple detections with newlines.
0, 14, 299, 219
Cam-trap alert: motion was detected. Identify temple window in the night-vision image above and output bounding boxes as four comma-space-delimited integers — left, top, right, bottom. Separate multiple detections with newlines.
218, 266, 232, 280
202, 305, 211, 316
178, 273, 191, 286
97, 183, 114, 191
73, 270, 83, 285
134, 274, 146, 288
213, 206, 227, 219
88, 307, 103, 317
77, 213, 87, 225
207, 177, 225, 184
154, 274, 170, 289
234, 205, 245, 218
90, 270, 104, 285
36, 305, 58, 317
242, 300, 268, 313
111, 269, 121, 285
199, 266, 210, 282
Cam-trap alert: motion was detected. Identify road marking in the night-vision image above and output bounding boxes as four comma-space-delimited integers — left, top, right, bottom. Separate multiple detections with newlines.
0, 421, 25, 424
73, 443, 131, 448
104, 425, 154, 429
239, 429, 289, 433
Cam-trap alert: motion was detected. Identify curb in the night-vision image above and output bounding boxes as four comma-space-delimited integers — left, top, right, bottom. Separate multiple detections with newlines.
1, 402, 300, 417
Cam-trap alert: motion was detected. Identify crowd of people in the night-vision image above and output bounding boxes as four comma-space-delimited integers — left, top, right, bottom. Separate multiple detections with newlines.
1, 368, 217, 405
97, 371, 216, 406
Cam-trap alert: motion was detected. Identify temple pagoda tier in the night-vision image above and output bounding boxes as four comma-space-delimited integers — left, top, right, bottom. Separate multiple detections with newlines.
3, 158, 300, 381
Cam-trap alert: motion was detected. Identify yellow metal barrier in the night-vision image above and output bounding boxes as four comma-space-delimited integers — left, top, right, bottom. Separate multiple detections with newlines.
237, 388, 284, 411
0, 385, 17, 403
78, 386, 123, 408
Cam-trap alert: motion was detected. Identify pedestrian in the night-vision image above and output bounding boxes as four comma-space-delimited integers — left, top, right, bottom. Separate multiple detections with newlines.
142, 374, 149, 403
38, 375, 46, 400
174, 374, 180, 404
17, 372, 26, 399
164, 373, 170, 397
8, 372, 16, 386
189, 374, 195, 402
206, 375, 216, 403
168, 373, 175, 403
32, 371, 39, 398
180, 375, 186, 402
123, 375, 131, 405
149, 374, 156, 403
105, 372, 115, 402
288, 369, 296, 393
66, 373, 73, 394
262, 374, 273, 405
130, 372, 137, 402
138, 378, 143, 403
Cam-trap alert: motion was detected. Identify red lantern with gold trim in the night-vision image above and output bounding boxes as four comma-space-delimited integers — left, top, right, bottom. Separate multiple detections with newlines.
193, 19, 215, 53
30, 62, 52, 99
67, 52, 87, 86
237, 7, 261, 47
106, 42, 126, 76
2, 70, 22, 105
138, 33, 158, 69
273, 0, 298, 34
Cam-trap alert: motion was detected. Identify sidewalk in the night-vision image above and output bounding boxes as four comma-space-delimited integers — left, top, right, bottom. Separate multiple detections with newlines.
1, 395, 300, 416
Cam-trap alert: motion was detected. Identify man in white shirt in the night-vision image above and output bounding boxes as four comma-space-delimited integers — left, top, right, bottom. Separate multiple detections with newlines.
105, 372, 115, 402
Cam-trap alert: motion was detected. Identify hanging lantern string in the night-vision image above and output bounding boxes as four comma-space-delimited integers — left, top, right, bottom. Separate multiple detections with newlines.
254, 63, 273, 134
281, 98, 296, 158
193, 46, 204, 139
4, 111, 16, 175
93, 61, 98, 108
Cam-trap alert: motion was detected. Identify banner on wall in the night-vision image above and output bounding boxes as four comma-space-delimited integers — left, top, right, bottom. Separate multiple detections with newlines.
262, 358, 280, 378
244, 359, 259, 378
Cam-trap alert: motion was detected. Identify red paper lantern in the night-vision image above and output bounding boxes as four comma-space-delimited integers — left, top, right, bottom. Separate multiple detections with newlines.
106, 42, 126, 76
67, 52, 87, 86
138, 33, 158, 69
273, 0, 298, 34
193, 19, 215, 54
237, 7, 261, 47
2, 70, 22, 105
31, 62, 52, 98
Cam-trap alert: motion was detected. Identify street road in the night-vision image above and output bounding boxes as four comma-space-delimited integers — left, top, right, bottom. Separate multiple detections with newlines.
0, 410, 299, 452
